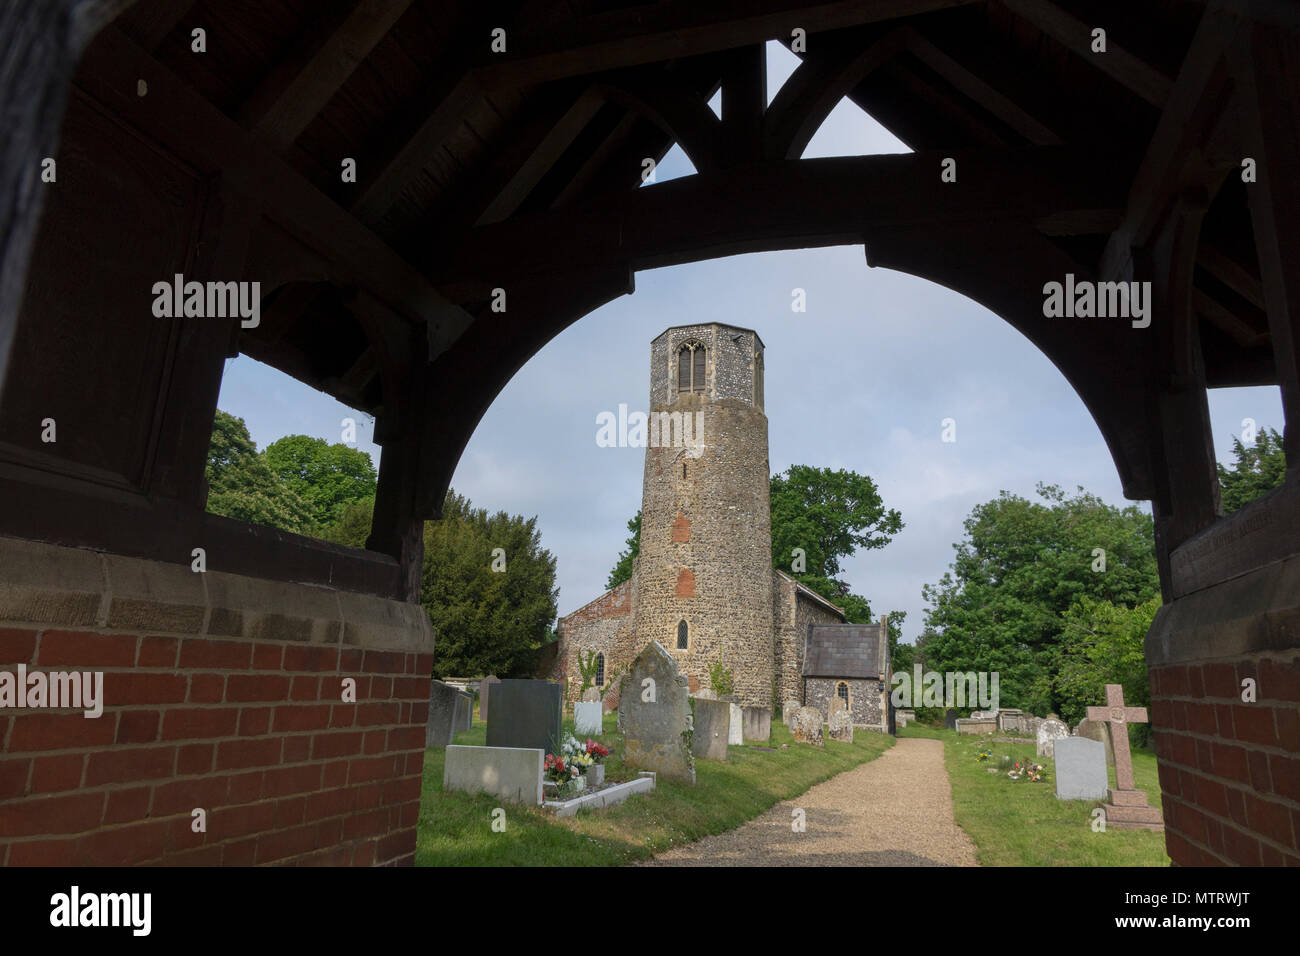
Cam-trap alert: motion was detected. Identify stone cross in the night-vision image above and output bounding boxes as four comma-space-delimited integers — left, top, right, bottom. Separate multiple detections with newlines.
1085, 684, 1146, 791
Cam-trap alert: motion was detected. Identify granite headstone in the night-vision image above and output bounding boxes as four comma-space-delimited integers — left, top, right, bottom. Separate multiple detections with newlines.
486, 679, 563, 755
692, 698, 730, 760
426, 679, 462, 748
1053, 736, 1108, 800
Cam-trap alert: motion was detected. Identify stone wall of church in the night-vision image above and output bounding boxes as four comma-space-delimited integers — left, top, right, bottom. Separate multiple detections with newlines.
805, 677, 888, 730
553, 575, 637, 705
773, 575, 845, 708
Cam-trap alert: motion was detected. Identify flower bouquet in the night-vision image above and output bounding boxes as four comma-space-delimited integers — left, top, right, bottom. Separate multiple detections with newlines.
584, 739, 610, 787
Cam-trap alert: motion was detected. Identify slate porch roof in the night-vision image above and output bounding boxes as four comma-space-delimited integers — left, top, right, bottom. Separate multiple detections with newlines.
803, 623, 886, 680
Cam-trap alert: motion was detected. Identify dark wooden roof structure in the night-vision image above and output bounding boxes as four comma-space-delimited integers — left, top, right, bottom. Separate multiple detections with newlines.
2, 0, 1299, 610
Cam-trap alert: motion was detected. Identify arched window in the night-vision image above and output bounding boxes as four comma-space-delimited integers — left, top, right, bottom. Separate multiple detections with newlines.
677, 619, 689, 649
595, 653, 605, 686
753, 351, 764, 407
676, 341, 706, 394
837, 681, 850, 706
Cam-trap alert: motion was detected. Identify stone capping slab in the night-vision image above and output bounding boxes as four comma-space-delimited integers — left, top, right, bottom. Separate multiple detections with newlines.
1145, 552, 1300, 666
543, 772, 656, 818
0, 533, 435, 652
1169, 481, 1300, 598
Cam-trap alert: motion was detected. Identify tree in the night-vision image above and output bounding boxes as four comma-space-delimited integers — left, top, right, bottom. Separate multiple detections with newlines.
885, 610, 912, 674
921, 484, 1159, 717
423, 490, 559, 678
1055, 595, 1159, 733
262, 434, 377, 527
604, 511, 641, 590
205, 411, 315, 534
1217, 427, 1286, 513
317, 497, 374, 548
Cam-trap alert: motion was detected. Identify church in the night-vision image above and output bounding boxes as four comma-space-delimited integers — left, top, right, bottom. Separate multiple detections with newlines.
553, 323, 892, 731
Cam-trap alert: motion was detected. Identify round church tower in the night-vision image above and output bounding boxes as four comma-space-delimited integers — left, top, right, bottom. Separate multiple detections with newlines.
632, 324, 774, 708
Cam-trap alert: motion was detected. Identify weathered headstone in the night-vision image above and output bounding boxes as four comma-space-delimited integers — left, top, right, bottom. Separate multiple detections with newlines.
455, 691, 473, 732
574, 700, 603, 735
692, 698, 730, 760
996, 708, 1026, 734
955, 717, 996, 735
426, 679, 462, 747
581, 687, 601, 702
742, 706, 771, 743
828, 696, 847, 720
478, 674, 500, 724
1087, 684, 1163, 830
783, 698, 801, 726
1036, 718, 1069, 757
694, 688, 717, 700
444, 745, 543, 805
1075, 717, 1115, 766
790, 706, 824, 746
486, 679, 563, 755
944, 708, 958, 730
727, 702, 744, 745
618, 641, 695, 783
896, 709, 915, 728
828, 708, 854, 743
1053, 737, 1108, 800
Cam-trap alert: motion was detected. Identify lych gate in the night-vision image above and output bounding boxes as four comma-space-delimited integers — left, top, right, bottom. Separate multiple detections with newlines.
0, 0, 1297, 865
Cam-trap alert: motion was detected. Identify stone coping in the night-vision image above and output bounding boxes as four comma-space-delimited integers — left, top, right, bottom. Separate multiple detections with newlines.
0, 533, 434, 652
543, 772, 656, 818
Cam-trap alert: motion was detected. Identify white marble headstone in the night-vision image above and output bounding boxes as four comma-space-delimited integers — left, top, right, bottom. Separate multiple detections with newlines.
574, 701, 603, 735
728, 703, 744, 745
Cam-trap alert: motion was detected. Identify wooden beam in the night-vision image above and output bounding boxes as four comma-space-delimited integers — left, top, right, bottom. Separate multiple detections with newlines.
475, 0, 981, 92
593, 75, 724, 174
996, 0, 1173, 107
1197, 243, 1266, 312
897, 26, 1062, 145
719, 44, 766, 166
1099, 7, 1237, 281
239, 0, 416, 152
116, 0, 191, 52
1194, 289, 1266, 348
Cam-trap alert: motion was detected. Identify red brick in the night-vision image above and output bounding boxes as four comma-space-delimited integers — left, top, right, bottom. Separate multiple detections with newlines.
256, 823, 318, 863
1210, 742, 1249, 780
8, 836, 79, 866
1233, 705, 1277, 747
1201, 661, 1240, 698
1187, 665, 1205, 699
275, 796, 306, 828
413, 653, 434, 675
351, 840, 374, 866
222, 838, 257, 866
216, 737, 281, 771
1213, 704, 1235, 738
411, 702, 428, 725
137, 636, 179, 668
313, 815, 344, 848
1260, 842, 1286, 866
1270, 753, 1300, 802
404, 752, 424, 775
29, 754, 84, 793
79, 819, 168, 865
1170, 699, 1187, 731
238, 706, 272, 736
1248, 749, 1273, 791
226, 673, 291, 703
162, 707, 238, 741
104, 786, 152, 824
329, 704, 357, 728
399, 801, 419, 828
0, 758, 31, 800
322, 760, 348, 788
1225, 786, 1249, 827
103, 672, 187, 705
188, 673, 225, 703
164, 844, 224, 866
305, 788, 353, 822
38, 630, 137, 667
339, 649, 364, 672
376, 828, 415, 865
1275, 704, 1298, 747
349, 755, 396, 784
252, 643, 283, 670
178, 639, 252, 671
282, 735, 310, 763
0, 791, 104, 837
356, 702, 401, 727
85, 745, 175, 786
289, 676, 320, 701
273, 705, 332, 733
150, 776, 227, 815
371, 676, 392, 699
392, 676, 426, 701
115, 709, 160, 744
177, 743, 213, 775
343, 808, 388, 841
215, 800, 276, 840
313, 731, 363, 760
388, 726, 424, 751
383, 775, 420, 805
1245, 793, 1295, 845
1186, 702, 1218, 735
1165, 665, 1191, 696
0, 628, 38, 664
8, 711, 116, 751
227, 771, 264, 804
362, 650, 404, 675
354, 781, 383, 811
284, 645, 339, 672
1150, 698, 1174, 728
1220, 823, 1262, 865
1165, 731, 1196, 767
1259, 657, 1300, 703
262, 763, 322, 799
1192, 775, 1229, 817
363, 730, 388, 755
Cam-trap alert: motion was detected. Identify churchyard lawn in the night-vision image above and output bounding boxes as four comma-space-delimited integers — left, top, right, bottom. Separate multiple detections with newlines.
901, 724, 1169, 866
416, 705, 893, 866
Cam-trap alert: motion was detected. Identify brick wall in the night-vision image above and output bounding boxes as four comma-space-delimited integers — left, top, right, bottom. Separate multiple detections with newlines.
0, 536, 436, 866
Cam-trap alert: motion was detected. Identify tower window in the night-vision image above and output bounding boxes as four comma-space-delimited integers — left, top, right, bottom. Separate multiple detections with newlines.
682, 462, 687, 479
754, 351, 764, 407
676, 341, 706, 394
677, 619, 688, 649
837, 682, 850, 706
595, 653, 605, 686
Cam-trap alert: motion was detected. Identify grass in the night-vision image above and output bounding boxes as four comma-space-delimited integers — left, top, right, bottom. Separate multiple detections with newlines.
901, 723, 1170, 866
416, 705, 894, 866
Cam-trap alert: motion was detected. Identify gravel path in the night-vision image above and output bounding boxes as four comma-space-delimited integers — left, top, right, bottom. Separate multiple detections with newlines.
637, 737, 979, 867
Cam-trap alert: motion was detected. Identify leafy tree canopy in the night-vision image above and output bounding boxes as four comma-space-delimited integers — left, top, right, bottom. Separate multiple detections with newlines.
1217, 427, 1286, 513
604, 511, 641, 590
205, 411, 314, 535
263, 434, 377, 527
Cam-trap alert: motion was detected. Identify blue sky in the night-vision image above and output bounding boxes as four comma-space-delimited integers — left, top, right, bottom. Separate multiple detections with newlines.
217, 43, 1284, 646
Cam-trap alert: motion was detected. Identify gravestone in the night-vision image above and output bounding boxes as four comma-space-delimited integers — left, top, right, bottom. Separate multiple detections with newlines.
1075, 718, 1115, 766
1035, 718, 1070, 757
742, 706, 771, 743
955, 717, 996, 735
783, 698, 801, 726
828, 696, 847, 721
728, 702, 744, 745
455, 691, 473, 732
478, 675, 500, 724
694, 688, 717, 700
574, 700, 603, 735
692, 698, 729, 760
486, 679, 563, 755
444, 745, 543, 805
1086, 684, 1163, 830
1053, 737, 1108, 800
426, 679, 463, 748
581, 687, 601, 702
828, 708, 854, 743
997, 708, 1026, 734
618, 641, 695, 783
944, 708, 958, 730
790, 706, 824, 746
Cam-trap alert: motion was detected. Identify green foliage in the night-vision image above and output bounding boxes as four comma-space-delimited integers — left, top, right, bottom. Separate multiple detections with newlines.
316, 496, 375, 548
885, 610, 912, 673
205, 410, 315, 534
423, 490, 559, 679
262, 434, 377, 527
576, 649, 602, 695
604, 511, 641, 590
1055, 595, 1160, 742
708, 660, 734, 697
921, 483, 1159, 717
1217, 427, 1286, 513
